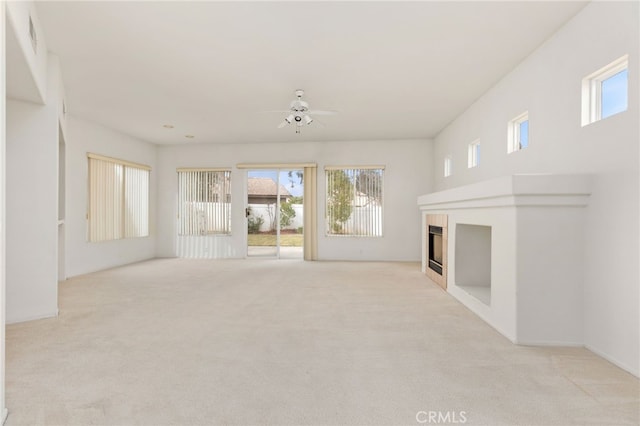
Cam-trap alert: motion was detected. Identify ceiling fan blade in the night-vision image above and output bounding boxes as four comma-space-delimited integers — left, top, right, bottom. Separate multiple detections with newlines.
307, 110, 338, 116
277, 120, 289, 129
311, 117, 326, 128
261, 110, 294, 114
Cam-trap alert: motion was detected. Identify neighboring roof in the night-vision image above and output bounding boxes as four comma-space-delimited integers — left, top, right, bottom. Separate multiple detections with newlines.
247, 178, 291, 198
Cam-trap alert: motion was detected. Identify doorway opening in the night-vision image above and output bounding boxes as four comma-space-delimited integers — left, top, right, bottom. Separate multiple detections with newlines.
246, 169, 303, 259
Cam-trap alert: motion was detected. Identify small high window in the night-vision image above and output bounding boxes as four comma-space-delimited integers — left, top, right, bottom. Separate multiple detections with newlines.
581, 55, 628, 126
508, 112, 529, 153
468, 140, 480, 168
444, 156, 452, 177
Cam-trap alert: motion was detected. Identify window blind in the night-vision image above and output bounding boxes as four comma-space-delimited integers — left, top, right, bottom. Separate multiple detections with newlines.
88, 154, 150, 242
325, 167, 383, 237
177, 170, 232, 236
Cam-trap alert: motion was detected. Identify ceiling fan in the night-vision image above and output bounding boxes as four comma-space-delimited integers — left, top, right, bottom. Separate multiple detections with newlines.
275, 90, 336, 133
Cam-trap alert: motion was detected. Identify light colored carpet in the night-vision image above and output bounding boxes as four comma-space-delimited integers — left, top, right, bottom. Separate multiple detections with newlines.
5, 259, 639, 425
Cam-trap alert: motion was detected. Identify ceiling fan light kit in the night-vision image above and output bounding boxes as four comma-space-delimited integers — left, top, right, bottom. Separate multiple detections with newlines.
277, 90, 335, 134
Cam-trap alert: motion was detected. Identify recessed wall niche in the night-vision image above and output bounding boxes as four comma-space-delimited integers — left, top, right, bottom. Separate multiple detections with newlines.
455, 224, 491, 305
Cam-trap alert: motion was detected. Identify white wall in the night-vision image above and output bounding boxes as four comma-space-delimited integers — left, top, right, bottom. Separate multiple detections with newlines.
65, 116, 157, 277
0, 1, 7, 420
157, 139, 433, 261
5, 0, 48, 103
431, 2, 639, 375
5, 55, 63, 323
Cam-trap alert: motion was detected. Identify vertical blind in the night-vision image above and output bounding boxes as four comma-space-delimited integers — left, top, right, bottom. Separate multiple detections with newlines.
325, 166, 384, 237
177, 169, 232, 236
88, 154, 150, 242
124, 166, 150, 238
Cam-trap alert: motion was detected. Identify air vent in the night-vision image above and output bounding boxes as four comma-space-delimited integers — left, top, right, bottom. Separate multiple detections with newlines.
29, 15, 37, 53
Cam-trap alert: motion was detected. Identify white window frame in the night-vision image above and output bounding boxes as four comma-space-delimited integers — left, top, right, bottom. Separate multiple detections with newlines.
508, 111, 529, 153
468, 140, 480, 168
87, 153, 150, 242
325, 166, 384, 237
581, 54, 629, 126
443, 156, 452, 177
177, 168, 232, 236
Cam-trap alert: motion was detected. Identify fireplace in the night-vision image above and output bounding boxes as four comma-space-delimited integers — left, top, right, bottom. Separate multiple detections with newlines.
418, 174, 591, 344
423, 214, 447, 289
428, 225, 443, 275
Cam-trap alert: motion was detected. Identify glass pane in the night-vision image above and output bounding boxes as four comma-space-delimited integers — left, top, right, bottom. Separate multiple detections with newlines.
601, 69, 628, 119
519, 120, 529, 149
280, 170, 303, 259
247, 170, 279, 257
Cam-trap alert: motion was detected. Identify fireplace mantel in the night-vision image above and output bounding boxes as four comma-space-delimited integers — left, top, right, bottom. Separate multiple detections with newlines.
417, 174, 591, 345
418, 174, 591, 210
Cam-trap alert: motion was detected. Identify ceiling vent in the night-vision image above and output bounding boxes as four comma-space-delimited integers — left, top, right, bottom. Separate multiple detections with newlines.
29, 15, 37, 53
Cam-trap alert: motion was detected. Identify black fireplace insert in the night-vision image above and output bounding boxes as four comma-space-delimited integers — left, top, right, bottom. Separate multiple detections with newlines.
428, 225, 443, 275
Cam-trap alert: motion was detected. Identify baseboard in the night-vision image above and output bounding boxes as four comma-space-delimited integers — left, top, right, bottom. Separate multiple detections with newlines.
585, 344, 639, 378
6, 310, 58, 325
516, 340, 584, 347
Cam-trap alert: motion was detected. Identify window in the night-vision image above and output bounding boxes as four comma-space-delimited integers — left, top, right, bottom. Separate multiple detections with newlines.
468, 140, 480, 168
581, 55, 628, 126
325, 166, 383, 237
508, 112, 529, 153
177, 169, 231, 236
444, 156, 452, 177
88, 154, 150, 242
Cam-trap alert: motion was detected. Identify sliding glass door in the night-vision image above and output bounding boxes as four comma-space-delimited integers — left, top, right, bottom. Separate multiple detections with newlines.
246, 169, 303, 259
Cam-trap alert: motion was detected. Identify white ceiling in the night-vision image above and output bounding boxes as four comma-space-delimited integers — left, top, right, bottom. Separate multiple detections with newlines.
33, 1, 587, 145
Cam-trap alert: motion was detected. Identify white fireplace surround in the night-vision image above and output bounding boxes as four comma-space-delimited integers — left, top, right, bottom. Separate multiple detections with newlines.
418, 174, 591, 345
